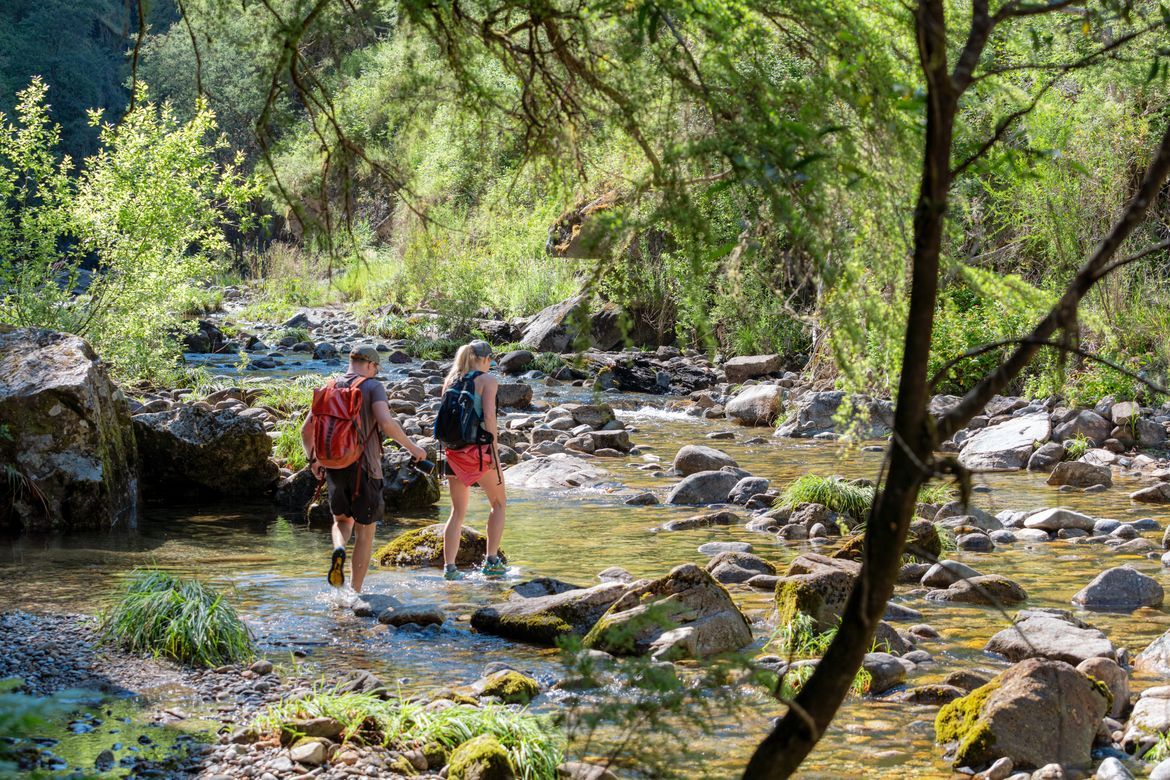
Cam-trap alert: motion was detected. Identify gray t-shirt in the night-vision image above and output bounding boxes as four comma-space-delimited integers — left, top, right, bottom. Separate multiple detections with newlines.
337, 372, 388, 479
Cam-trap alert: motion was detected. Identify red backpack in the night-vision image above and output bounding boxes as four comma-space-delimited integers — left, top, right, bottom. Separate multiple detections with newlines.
310, 376, 371, 469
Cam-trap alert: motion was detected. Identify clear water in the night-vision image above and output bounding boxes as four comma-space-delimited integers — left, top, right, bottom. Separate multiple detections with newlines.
5, 385, 1170, 777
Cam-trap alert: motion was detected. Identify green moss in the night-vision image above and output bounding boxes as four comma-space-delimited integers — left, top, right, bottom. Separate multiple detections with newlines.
422, 741, 450, 768
497, 613, 574, 643
448, 734, 514, 780
476, 671, 540, 705
774, 578, 826, 630
376, 524, 502, 567
935, 681, 1000, 766
388, 754, 418, 775
581, 612, 617, 651
1085, 675, 1113, 715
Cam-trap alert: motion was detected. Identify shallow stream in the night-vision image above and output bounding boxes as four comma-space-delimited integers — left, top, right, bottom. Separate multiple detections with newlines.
4, 365, 1170, 778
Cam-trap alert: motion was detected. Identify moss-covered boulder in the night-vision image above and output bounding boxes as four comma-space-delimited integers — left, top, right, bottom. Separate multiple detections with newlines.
831, 520, 940, 563
0, 326, 138, 531
448, 734, 515, 780
583, 564, 752, 659
773, 554, 860, 631
377, 524, 503, 567
935, 658, 1108, 770
471, 670, 540, 704
471, 582, 627, 645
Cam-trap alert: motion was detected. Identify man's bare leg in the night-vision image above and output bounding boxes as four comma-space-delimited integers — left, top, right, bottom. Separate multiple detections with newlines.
351, 522, 376, 593
328, 515, 355, 587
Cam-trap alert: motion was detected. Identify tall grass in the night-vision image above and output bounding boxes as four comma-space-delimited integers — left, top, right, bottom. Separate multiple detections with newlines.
779, 475, 874, 517
253, 376, 318, 416
917, 482, 956, 506
99, 569, 255, 668
273, 418, 309, 470
255, 688, 563, 779
1064, 433, 1091, 460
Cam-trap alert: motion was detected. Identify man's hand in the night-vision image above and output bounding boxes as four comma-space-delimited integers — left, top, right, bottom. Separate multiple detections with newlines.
407, 442, 427, 462
310, 460, 325, 480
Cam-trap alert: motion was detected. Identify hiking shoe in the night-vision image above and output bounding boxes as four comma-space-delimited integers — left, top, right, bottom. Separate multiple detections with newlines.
481, 557, 507, 579
327, 547, 346, 588
443, 566, 465, 581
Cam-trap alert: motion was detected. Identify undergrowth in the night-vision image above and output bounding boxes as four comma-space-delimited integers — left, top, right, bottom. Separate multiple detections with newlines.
780, 475, 874, 518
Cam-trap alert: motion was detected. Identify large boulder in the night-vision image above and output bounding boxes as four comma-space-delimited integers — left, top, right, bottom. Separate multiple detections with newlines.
934, 658, 1108, 769
470, 582, 627, 645
1046, 461, 1112, 488
504, 454, 612, 490
725, 384, 784, 426
1023, 507, 1095, 532
498, 350, 534, 375
1071, 566, 1164, 611
376, 524, 500, 567
957, 414, 1050, 472
1121, 694, 1170, 753
495, 383, 534, 409
723, 354, 782, 383
0, 327, 138, 531
924, 575, 1027, 605
1053, 410, 1112, 445
133, 405, 279, 497
182, 319, 226, 353
774, 391, 893, 439
1131, 483, 1170, 504
984, 612, 1115, 665
665, 470, 741, 505
672, 445, 737, 476
1137, 630, 1170, 675
381, 450, 441, 511
774, 554, 860, 631
583, 564, 753, 659
519, 294, 588, 353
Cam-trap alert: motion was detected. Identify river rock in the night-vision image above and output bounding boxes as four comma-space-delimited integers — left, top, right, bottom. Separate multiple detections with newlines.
376, 524, 496, 567
672, 445, 737, 476
1071, 566, 1164, 611
728, 477, 770, 504
924, 575, 1027, 605
505, 454, 611, 489
658, 510, 740, 532
725, 384, 784, 426
863, 652, 907, 694
957, 414, 1050, 472
448, 734, 513, 780
921, 561, 983, 588
520, 294, 588, 353
1053, 410, 1112, 445
496, 382, 534, 408
1121, 696, 1170, 752
1131, 483, 1170, 504
1027, 442, 1066, 473
0, 326, 139, 531
723, 354, 782, 383
665, 470, 741, 505
934, 658, 1108, 769
706, 551, 775, 584
133, 404, 278, 497
774, 391, 893, 439
583, 564, 752, 659
1136, 630, 1170, 675
381, 450, 442, 511
471, 582, 628, 645
1023, 507, 1095, 532
470, 669, 541, 705
774, 554, 860, 631
1077, 657, 1128, 718
557, 762, 618, 780
290, 741, 327, 766
984, 613, 1115, 665
380, 604, 445, 627
498, 350, 534, 374
1047, 461, 1112, 488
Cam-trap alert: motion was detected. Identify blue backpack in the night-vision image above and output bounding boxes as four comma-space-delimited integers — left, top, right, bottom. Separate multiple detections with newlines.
434, 371, 493, 449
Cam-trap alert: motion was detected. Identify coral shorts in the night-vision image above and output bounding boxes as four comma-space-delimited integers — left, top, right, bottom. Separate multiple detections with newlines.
443, 445, 495, 487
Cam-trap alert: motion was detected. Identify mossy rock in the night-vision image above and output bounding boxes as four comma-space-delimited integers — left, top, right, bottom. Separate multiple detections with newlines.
388, 754, 419, 776
774, 568, 855, 632
472, 670, 540, 705
431, 688, 481, 706
935, 681, 1000, 766
448, 734, 515, 780
376, 524, 505, 567
830, 520, 940, 563
421, 741, 450, 770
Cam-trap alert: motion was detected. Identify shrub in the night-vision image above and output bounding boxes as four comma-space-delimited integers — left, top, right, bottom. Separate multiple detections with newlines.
99, 569, 255, 667
779, 475, 874, 518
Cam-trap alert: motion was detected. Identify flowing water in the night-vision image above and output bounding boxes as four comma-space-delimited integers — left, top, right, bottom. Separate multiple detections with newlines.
4, 368, 1170, 778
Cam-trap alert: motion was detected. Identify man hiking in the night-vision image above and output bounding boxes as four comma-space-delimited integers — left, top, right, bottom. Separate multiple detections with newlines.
301, 345, 427, 593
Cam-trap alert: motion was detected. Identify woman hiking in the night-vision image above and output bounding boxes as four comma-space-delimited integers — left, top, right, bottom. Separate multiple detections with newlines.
437, 340, 507, 580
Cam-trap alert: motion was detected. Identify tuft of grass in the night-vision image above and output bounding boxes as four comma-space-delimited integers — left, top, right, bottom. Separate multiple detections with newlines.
780, 475, 874, 518
404, 334, 463, 360
254, 688, 563, 779
273, 418, 309, 470
777, 663, 870, 700
530, 352, 565, 375
1064, 433, 1091, 461
917, 482, 955, 506
99, 569, 255, 668
253, 376, 319, 417
366, 312, 424, 341
770, 613, 834, 657
279, 326, 313, 345
935, 523, 958, 554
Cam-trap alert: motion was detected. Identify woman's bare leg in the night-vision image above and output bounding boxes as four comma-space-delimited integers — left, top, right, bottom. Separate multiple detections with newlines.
443, 479, 470, 566
479, 468, 507, 559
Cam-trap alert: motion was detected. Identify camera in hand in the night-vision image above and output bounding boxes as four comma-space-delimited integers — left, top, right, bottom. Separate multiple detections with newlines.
411, 458, 436, 475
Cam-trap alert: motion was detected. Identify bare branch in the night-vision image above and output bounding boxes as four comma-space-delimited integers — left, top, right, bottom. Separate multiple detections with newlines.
1091, 237, 1170, 282
129, 0, 147, 112
993, 0, 1080, 22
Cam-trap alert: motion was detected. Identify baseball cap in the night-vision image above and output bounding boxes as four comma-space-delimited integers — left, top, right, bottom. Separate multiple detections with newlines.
469, 340, 493, 358
349, 344, 381, 365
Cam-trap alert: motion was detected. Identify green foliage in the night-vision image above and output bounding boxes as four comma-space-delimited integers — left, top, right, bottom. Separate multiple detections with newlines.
253, 376, 317, 416
1064, 433, 1091, 461
779, 475, 874, 518
917, 482, 956, 506
0, 80, 260, 384
770, 613, 835, 657
279, 327, 312, 345
273, 419, 308, 471
530, 352, 565, 376
99, 569, 255, 668
255, 688, 563, 779
0, 679, 69, 775
935, 524, 958, 555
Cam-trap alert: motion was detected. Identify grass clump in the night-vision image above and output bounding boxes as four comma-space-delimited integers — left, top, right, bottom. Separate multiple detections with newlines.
531, 352, 565, 375
1064, 433, 1091, 461
253, 376, 318, 417
917, 482, 956, 506
279, 326, 313, 345
780, 475, 874, 518
273, 418, 309, 470
99, 569, 255, 668
254, 688, 563, 779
